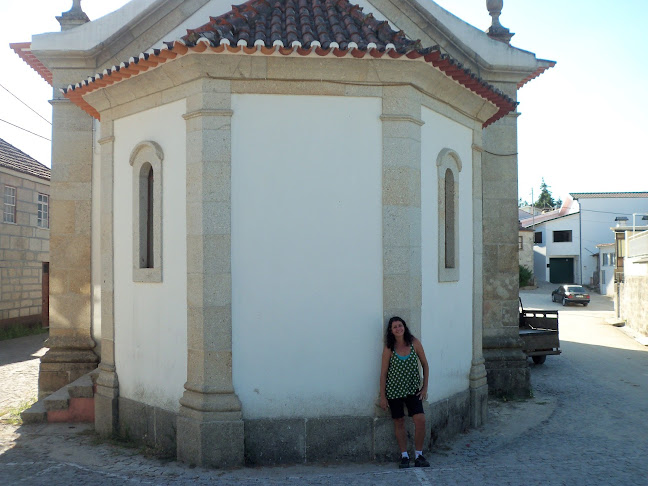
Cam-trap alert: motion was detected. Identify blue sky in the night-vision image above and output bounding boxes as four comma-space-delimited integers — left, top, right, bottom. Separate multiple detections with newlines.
1, 0, 646, 203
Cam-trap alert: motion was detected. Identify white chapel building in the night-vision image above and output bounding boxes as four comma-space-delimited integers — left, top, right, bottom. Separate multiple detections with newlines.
14, 0, 554, 466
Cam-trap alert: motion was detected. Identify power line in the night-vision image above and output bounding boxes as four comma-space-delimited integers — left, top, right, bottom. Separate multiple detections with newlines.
0, 118, 50, 141
0, 82, 51, 125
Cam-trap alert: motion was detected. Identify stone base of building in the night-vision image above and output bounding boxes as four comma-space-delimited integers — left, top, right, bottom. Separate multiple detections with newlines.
114, 389, 474, 466
118, 396, 177, 456
483, 343, 530, 399
39, 347, 99, 399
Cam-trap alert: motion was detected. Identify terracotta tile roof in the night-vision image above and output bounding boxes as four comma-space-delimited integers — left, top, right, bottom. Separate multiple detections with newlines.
0, 137, 51, 181
182, 0, 422, 52
10, 42, 53, 86
61, 0, 517, 126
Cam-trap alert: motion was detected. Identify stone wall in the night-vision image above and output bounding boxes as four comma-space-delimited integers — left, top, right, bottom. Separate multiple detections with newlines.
0, 170, 50, 326
619, 274, 648, 337
519, 230, 534, 278
118, 389, 471, 465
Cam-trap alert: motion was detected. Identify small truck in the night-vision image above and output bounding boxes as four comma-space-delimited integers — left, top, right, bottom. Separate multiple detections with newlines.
519, 298, 561, 364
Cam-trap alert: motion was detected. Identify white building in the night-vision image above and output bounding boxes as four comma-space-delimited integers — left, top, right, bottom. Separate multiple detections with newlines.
572, 192, 648, 286
16, 0, 554, 466
529, 212, 581, 284
522, 193, 648, 286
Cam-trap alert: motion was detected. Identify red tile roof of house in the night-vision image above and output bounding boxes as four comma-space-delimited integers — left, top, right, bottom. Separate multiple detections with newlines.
60, 0, 517, 126
0, 137, 51, 181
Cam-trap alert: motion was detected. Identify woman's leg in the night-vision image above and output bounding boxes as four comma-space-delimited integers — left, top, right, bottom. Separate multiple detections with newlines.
393, 417, 407, 452
412, 413, 426, 451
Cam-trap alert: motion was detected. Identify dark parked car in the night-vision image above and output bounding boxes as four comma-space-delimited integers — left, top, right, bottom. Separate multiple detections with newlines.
551, 285, 590, 306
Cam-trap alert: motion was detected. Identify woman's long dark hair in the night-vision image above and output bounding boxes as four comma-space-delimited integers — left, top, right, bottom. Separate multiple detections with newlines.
385, 316, 414, 351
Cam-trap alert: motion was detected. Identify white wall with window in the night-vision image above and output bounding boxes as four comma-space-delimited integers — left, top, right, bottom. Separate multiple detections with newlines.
113, 100, 187, 412
531, 213, 580, 283
420, 106, 474, 403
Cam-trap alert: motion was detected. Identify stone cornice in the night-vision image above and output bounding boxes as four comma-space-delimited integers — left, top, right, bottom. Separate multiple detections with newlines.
380, 114, 425, 126
97, 136, 115, 145
183, 109, 234, 120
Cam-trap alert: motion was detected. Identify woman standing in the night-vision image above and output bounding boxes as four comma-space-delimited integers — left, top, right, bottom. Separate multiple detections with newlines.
379, 316, 430, 468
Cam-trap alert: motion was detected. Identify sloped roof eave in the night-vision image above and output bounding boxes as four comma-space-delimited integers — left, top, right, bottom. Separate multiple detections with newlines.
62, 41, 516, 126
10, 42, 53, 85
406, 0, 554, 85
0, 137, 51, 181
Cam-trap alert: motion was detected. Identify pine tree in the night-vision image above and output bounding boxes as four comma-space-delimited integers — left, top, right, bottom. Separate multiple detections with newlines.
534, 178, 556, 210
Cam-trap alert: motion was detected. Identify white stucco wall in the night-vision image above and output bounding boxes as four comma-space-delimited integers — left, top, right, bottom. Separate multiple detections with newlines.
420, 107, 473, 403
230, 94, 383, 419
113, 100, 188, 412
576, 197, 648, 285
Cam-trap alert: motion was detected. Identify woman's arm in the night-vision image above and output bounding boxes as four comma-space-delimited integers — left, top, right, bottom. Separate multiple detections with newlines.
413, 338, 429, 401
379, 346, 391, 410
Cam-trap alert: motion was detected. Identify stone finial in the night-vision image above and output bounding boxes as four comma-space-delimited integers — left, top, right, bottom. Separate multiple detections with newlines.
57, 0, 90, 31
486, 0, 514, 44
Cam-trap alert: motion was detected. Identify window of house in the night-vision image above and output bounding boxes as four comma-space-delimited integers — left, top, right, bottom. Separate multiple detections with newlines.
436, 148, 461, 282
3, 185, 16, 223
37, 193, 49, 228
534, 231, 542, 244
601, 270, 606, 285
519, 235, 524, 250
130, 141, 163, 283
553, 230, 572, 242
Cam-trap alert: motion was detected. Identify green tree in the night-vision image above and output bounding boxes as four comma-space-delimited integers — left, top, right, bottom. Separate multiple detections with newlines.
534, 179, 556, 210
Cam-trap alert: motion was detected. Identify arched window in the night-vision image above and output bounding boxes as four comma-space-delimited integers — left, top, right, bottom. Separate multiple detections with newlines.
437, 149, 461, 282
444, 168, 455, 269
130, 141, 163, 282
139, 162, 154, 269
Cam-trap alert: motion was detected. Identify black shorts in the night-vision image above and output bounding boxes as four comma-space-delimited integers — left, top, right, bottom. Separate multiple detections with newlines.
387, 393, 424, 419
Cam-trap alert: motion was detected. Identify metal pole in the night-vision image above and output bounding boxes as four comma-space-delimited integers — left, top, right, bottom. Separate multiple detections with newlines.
579, 207, 583, 285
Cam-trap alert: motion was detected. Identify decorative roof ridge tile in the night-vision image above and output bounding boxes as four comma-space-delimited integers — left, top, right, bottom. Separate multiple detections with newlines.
61, 0, 517, 126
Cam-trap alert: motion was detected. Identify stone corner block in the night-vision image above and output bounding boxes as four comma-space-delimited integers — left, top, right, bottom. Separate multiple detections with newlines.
94, 391, 119, 437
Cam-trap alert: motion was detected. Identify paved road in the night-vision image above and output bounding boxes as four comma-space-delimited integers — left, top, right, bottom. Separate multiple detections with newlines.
1, 287, 647, 485
0, 333, 47, 416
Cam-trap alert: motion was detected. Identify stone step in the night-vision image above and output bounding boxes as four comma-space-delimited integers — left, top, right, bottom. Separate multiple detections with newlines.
43, 385, 71, 411
20, 369, 98, 424
68, 373, 95, 398
20, 399, 47, 424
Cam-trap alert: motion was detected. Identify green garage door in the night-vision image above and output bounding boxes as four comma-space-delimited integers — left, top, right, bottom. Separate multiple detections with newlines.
550, 258, 574, 283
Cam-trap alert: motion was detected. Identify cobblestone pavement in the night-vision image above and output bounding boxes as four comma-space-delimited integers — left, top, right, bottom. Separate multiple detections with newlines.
1, 292, 648, 485
0, 333, 47, 416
